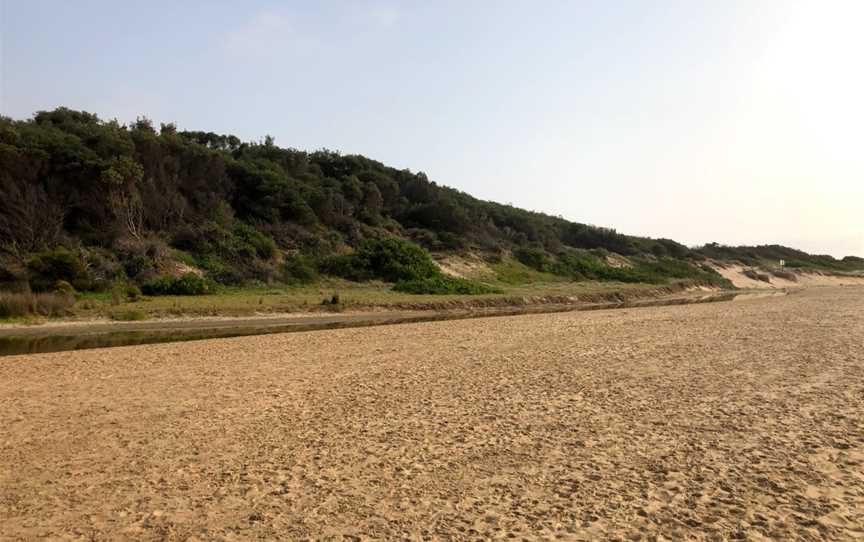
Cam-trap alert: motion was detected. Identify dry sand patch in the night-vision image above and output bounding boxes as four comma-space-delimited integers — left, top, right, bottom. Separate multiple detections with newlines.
1, 287, 863, 540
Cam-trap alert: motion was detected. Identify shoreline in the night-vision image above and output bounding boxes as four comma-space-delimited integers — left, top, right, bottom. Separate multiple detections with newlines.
0, 287, 787, 356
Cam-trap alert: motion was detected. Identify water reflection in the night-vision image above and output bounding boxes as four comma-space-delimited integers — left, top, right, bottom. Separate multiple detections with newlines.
0, 291, 775, 356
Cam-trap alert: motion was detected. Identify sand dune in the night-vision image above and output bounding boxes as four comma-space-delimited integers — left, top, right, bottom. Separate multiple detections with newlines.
1, 287, 863, 540
712, 263, 864, 289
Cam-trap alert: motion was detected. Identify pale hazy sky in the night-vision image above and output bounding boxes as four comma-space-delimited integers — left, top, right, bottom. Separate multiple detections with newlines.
1, 0, 862, 256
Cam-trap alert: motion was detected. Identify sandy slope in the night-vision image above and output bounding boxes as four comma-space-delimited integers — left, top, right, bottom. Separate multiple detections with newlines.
1, 287, 863, 540
713, 264, 864, 289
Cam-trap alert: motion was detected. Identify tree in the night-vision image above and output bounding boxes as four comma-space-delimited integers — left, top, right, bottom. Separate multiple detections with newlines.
361, 181, 384, 224
0, 177, 66, 256
101, 156, 145, 240
0, 143, 66, 255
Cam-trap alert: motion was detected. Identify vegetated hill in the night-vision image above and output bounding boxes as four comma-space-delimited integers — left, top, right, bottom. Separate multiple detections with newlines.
696, 243, 864, 272
0, 108, 859, 295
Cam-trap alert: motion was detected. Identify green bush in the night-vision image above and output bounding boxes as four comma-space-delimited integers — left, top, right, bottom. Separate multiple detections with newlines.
171, 221, 278, 285
125, 284, 142, 301
195, 254, 243, 285
233, 222, 277, 260
393, 276, 501, 295
52, 280, 76, 296
140, 276, 173, 296
141, 273, 208, 296
170, 273, 208, 295
548, 252, 656, 283
321, 238, 440, 282
173, 221, 276, 262
282, 255, 319, 284
318, 254, 363, 280
516, 250, 730, 286
27, 248, 92, 292
634, 258, 727, 284
359, 238, 440, 281
514, 247, 551, 272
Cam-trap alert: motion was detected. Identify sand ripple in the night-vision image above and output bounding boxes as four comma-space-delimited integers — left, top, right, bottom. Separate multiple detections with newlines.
1, 287, 863, 540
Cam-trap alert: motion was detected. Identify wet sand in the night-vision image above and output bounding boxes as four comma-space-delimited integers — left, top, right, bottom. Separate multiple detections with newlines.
1, 286, 863, 540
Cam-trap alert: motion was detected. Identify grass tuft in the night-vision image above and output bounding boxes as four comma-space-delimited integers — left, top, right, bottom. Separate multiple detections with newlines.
0, 292, 76, 318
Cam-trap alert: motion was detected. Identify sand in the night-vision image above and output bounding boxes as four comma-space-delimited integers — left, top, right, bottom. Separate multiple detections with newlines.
1, 286, 863, 540
712, 264, 864, 290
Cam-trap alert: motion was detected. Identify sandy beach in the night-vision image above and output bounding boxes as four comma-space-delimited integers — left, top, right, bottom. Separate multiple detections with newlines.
2, 286, 863, 540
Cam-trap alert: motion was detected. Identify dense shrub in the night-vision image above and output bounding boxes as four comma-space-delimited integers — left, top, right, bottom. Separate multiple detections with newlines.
27, 248, 92, 292
393, 276, 501, 295
695, 244, 864, 272
122, 253, 156, 280
173, 221, 275, 262
513, 248, 649, 282
358, 238, 440, 281
194, 254, 243, 285
113, 239, 171, 282
233, 222, 277, 260
171, 221, 278, 284
140, 276, 172, 296
170, 273, 209, 295
511, 248, 729, 286
321, 238, 439, 282
633, 258, 728, 284
514, 247, 552, 272
317, 254, 357, 279
550, 252, 657, 283
141, 273, 208, 295
125, 284, 142, 301
81, 249, 124, 288
282, 255, 319, 284
52, 280, 76, 296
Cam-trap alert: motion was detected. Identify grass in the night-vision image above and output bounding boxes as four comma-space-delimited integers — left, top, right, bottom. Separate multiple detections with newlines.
3, 255, 714, 322
0, 292, 76, 319
393, 276, 502, 295
57, 276, 670, 320
109, 309, 149, 321
487, 258, 567, 285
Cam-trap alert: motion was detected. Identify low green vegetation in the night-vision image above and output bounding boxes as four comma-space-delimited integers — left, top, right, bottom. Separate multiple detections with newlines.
695, 243, 864, 272
323, 238, 499, 295
488, 257, 565, 285
141, 273, 209, 296
320, 238, 441, 282
26, 248, 95, 292
282, 255, 319, 285
513, 247, 731, 287
393, 276, 501, 295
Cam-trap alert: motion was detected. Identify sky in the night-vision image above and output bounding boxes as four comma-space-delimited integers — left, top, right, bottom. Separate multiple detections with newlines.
1, 0, 862, 257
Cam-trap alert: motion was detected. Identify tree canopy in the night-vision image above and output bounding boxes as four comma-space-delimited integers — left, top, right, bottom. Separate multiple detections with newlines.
0, 107, 858, 290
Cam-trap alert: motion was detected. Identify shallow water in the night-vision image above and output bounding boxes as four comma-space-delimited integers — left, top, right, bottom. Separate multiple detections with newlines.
0, 291, 765, 356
